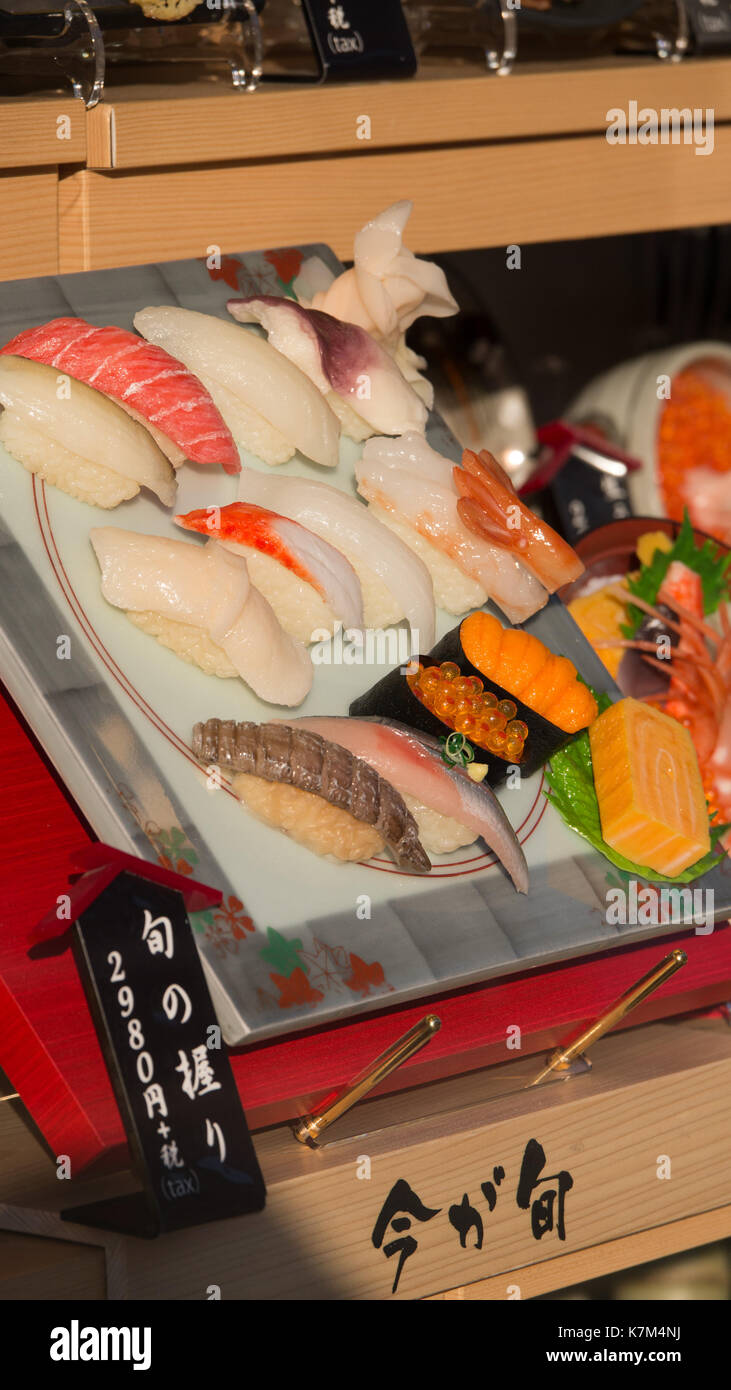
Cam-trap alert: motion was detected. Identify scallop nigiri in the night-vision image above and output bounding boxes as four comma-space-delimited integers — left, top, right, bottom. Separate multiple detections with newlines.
281, 715, 529, 892
355, 431, 548, 625
90, 528, 312, 706
134, 306, 339, 469
226, 295, 428, 442
175, 501, 363, 643
0, 356, 176, 508
236, 468, 435, 652
0, 317, 240, 474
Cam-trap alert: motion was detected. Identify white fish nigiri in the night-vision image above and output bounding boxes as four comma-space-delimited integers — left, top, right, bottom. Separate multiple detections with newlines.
355, 431, 548, 625
0, 355, 176, 509
174, 501, 363, 644
90, 527, 312, 706
226, 295, 428, 441
237, 469, 435, 652
282, 716, 528, 892
133, 306, 339, 470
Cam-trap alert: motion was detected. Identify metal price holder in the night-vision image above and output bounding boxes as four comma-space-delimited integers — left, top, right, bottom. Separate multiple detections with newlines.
0, 0, 265, 107
291, 948, 688, 1147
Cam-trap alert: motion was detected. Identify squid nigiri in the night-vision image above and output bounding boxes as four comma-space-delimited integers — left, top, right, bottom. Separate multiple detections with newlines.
0, 317, 240, 474
455, 448, 585, 593
236, 468, 435, 652
355, 431, 548, 625
0, 356, 176, 509
226, 295, 428, 442
192, 718, 431, 872
175, 501, 363, 644
281, 715, 529, 892
133, 306, 339, 470
90, 528, 312, 706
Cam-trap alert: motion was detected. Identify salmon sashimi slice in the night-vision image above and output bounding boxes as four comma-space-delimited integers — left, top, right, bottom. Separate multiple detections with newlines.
589, 697, 711, 876
1, 317, 240, 473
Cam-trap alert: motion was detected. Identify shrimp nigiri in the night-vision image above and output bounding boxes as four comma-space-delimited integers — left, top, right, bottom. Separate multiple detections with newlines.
237, 468, 435, 652
454, 448, 585, 593
90, 528, 312, 706
355, 432, 548, 624
175, 501, 363, 643
226, 295, 428, 442
0, 317, 240, 474
282, 715, 528, 891
134, 306, 339, 470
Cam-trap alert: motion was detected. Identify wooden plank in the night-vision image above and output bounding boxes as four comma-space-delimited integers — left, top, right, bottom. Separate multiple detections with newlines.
426, 1203, 731, 1300
0, 1230, 105, 1300
58, 127, 731, 273
2, 1021, 731, 1300
0, 98, 85, 170
0, 171, 58, 279
85, 58, 731, 170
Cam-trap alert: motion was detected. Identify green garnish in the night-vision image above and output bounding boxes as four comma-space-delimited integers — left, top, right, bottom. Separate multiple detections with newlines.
622, 509, 731, 636
544, 691, 729, 884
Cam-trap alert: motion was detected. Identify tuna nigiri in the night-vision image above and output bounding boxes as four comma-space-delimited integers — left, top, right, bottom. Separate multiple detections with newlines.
236, 468, 435, 652
90, 528, 312, 706
192, 718, 431, 872
0, 356, 176, 509
134, 306, 339, 470
355, 432, 548, 625
0, 317, 240, 474
282, 715, 529, 891
175, 501, 363, 644
226, 295, 428, 442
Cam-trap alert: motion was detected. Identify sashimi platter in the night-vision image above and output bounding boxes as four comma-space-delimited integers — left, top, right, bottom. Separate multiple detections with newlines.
1, 203, 729, 1046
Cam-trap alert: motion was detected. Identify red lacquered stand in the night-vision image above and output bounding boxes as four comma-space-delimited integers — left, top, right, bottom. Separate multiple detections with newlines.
2, 685, 730, 1172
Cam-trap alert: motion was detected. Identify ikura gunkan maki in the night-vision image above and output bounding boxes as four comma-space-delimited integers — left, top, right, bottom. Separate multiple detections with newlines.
349, 615, 578, 787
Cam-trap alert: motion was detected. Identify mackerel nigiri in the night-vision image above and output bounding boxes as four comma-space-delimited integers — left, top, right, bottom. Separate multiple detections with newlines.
134, 306, 339, 469
90, 528, 312, 706
175, 501, 363, 643
0, 356, 176, 509
283, 715, 529, 892
227, 295, 428, 442
0, 317, 240, 474
193, 718, 431, 872
237, 468, 435, 652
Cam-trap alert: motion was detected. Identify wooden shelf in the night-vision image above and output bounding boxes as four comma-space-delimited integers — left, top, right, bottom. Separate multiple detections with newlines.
0, 96, 86, 170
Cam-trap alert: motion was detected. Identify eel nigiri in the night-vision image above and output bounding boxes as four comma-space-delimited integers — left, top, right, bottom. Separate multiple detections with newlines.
134, 306, 339, 470
90, 528, 312, 705
175, 501, 364, 643
226, 295, 428, 442
236, 468, 435, 651
0, 356, 176, 509
455, 448, 585, 593
0, 317, 240, 474
355, 431, 548, 625
281, 715, 529, 892
192, 718, 431, 872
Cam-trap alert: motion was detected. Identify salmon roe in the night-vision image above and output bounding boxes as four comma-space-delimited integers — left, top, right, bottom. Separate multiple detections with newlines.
657, 367, 731, 523
407, 661, 527, 762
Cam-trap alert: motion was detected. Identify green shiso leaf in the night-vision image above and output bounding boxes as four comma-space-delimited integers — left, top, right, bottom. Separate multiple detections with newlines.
621, 509, 731, 636
544, 690, 728, 884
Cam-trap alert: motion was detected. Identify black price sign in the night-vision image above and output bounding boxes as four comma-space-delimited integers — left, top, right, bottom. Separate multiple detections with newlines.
301, 0, 417, 82
549, 453, 633, 546
685, 0, 731, 51
63, 870, 265, 1237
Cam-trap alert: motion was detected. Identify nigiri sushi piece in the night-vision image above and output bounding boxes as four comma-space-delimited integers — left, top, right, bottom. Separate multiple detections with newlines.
134, 306, 339, 470
90, 528, 312, 705
282, 715, 528, 892
455, 448, 585, 593
192, 718, 431, 872
237, 469, 435, 652
0, 356, 176, 509
226, 295, 428, 441
175, 501, 363, 644
355, 432, 548, 625
0, 317, 240, 474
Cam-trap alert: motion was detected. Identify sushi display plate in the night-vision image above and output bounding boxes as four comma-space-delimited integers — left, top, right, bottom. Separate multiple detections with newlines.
1, 248, 730, 1049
